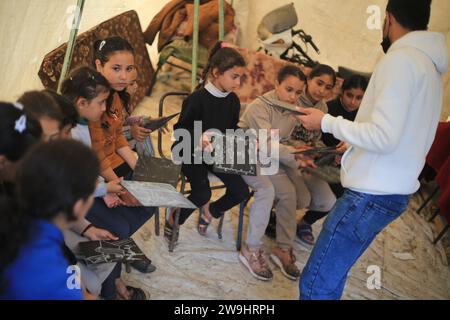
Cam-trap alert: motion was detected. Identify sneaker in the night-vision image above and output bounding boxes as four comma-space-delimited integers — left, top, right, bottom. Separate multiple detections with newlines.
238, 246, 273, 281
270, 247, 300, 281
295, 221, 315, 251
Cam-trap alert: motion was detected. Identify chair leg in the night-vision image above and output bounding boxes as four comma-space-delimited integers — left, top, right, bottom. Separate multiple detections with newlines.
169, 208, 181, 253
154, 208, 160, 236
417, 186, 439, 214
236, 192, 254, 251
236, 201, 246, 251
428, 208, 440, 222
217, 215, 224, 240
125, 261, 131, 273
433, 224, 450, 245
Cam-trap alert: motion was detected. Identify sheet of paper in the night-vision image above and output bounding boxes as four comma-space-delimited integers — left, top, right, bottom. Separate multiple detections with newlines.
121, 180, 196, 209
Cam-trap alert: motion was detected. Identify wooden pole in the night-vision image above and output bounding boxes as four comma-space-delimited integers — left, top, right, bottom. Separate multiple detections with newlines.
57, 0, 85, 93
219, 0, 225, 41
191, 0, 200, 92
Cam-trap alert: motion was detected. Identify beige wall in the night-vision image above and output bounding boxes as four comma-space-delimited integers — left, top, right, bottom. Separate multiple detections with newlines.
0, 0, 448, 118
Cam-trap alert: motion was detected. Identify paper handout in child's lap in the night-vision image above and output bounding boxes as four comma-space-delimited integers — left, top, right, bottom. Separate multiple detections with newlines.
211, 132, 257, 176
132, 156, 181, 188
291, 146, 339, 156
76, 238, 146, 265
120, 180, 196, 209
141, 113, 180, 131
258, 96, 307, 115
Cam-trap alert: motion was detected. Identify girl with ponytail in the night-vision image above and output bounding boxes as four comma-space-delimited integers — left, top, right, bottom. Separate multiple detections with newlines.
168, 42, 250, 243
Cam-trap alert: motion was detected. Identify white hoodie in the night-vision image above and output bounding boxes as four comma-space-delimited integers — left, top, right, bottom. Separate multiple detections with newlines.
321, 31, 448, 195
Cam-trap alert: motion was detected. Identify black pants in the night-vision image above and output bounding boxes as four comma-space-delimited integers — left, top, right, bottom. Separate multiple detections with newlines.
89, 162, 155, 299
302, 183, 346, 226
178, 163, 250, 225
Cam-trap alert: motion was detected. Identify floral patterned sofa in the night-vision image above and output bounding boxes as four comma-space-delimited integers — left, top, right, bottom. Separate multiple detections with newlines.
38, 10, 154, 109
233, 47, 342, 104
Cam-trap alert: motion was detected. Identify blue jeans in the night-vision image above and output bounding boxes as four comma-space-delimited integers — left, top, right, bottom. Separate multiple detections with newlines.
299, 189, 410, 300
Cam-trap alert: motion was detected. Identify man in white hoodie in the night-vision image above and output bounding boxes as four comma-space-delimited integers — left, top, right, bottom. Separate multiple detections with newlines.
296, 0, 448, 299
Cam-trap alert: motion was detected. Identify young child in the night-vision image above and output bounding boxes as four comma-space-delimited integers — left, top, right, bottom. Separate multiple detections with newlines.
90, 36, 141, 181
44, 90, 79, 140
167, 42, 250, 242
18, 90, 63, 142
90, 37, 156, 275
0, 139, 99, 299
61, 66, 152, 299
322, 75, 369, 199
238, 65, 310, 281
285, 64, 339, 250
0, 102, 42, 192
123, 68, 158, 158
322, 75, 368, 148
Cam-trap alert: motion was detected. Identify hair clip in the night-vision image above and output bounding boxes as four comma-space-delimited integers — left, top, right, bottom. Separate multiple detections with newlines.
99, 40, 106, 51
15, 114, 27, 134
13, 102, 24, 110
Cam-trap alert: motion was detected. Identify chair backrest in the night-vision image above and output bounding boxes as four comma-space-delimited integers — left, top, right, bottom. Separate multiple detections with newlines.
38, 10, 154, 109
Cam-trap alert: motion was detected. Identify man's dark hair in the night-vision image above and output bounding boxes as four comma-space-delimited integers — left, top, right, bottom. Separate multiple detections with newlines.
386, 0, 432, 31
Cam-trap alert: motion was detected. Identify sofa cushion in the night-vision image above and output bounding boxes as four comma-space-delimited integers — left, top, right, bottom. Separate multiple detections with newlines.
234, 47, 342, 104
38, 10, 154, 108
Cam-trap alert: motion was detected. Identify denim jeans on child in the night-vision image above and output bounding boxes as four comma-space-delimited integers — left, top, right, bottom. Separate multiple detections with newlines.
299, 189, 410, 300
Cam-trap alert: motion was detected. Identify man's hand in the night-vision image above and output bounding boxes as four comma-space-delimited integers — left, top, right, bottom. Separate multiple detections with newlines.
295, 107, 325, 131
335, 141, 348, 154
106, 177, 124, 194
130, 124, 152, 142
84, 226, 119, 241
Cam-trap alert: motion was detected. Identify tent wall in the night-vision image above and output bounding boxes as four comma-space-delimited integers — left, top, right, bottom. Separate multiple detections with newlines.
0, 0, 169, 101
236, 0, 450, 120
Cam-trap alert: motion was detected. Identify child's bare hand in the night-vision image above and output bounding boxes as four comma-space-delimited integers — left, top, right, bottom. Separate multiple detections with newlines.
200, 132, 214, 152
296, 155, 317, 169
106, 177, 124, 194
103, 193, 124, 208
159, 122, 170, 134
131, 124, 152, 142
84, 226, 119, 241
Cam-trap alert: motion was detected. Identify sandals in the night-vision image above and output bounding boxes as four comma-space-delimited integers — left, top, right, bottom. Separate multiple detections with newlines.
295, 221, 315, 251
125, 286, 147, 300
198, 208, 212, 236
164, 219, 179, 245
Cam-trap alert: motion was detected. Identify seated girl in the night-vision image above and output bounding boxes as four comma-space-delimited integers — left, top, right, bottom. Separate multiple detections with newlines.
322, 74, 369, 198
168, 42, 250, 243
287, 64, 339, 250
88, 37, 156, 274
60, 67, 153, 299
0, 139, 99, 299
238, 65, 311, 281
